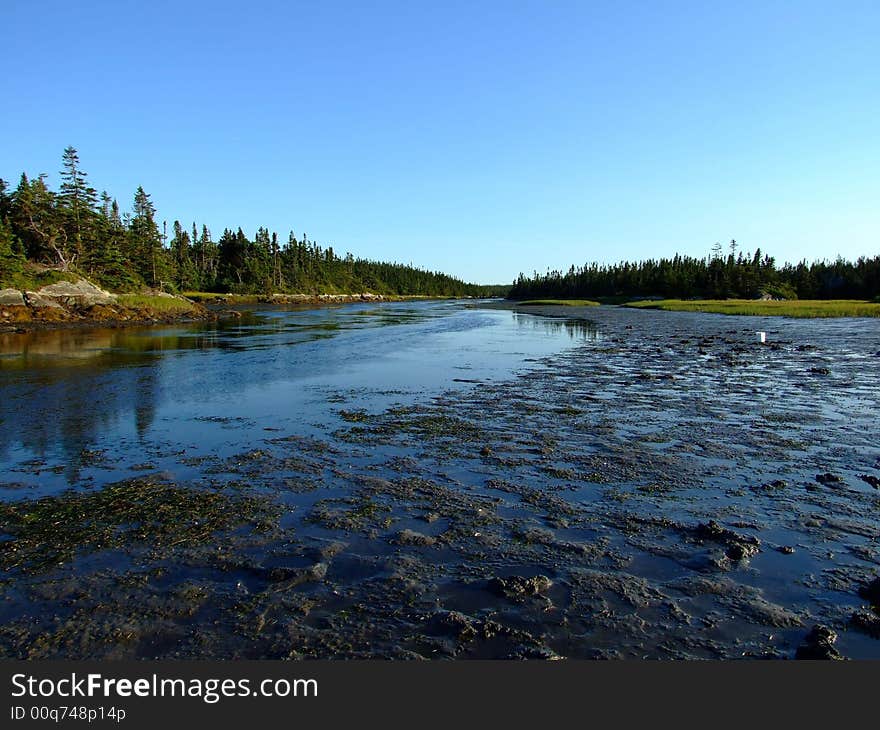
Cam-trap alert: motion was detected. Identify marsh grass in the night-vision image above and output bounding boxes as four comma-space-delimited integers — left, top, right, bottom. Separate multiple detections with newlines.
517, 299, 601, 307
117, 294, 198, 313
624, 299, 880, 318
182, 291, 262, 303
0, 478, 279, 574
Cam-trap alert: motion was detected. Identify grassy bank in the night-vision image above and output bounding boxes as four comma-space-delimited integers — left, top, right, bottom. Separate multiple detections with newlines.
116, 294, 202, 314
516, 299, 601, 307
624, 299, 880, 318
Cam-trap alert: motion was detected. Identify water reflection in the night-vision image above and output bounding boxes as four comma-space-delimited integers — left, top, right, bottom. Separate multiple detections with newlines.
0, 306, 435, 367
512, 312, 600, 340
0, 302, 592, 491
0, 362, 159, 482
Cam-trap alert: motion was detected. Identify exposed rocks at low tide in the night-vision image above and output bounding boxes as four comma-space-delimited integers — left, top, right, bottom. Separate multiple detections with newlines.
795, 626, 844, 660
0, 278, 211, 332
1, 301, 879, 659
197, 292, 395, 306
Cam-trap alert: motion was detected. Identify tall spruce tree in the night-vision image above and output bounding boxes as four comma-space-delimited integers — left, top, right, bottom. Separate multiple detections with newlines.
0, 216, 26, 282
128, 186, 170, 287
10, 173, 74, 268
170, 220, 199, 290
58, 146, 98, 262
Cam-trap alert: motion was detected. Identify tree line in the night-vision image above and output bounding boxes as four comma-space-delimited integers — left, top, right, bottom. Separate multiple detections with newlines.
0, 147, 490, 297
509, 240, 880, 301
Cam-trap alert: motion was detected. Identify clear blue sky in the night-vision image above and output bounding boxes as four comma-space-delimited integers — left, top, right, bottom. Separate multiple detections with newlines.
2, 0, 877, 284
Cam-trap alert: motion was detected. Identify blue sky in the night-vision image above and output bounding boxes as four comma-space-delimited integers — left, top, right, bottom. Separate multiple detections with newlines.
2, 0, 877, 284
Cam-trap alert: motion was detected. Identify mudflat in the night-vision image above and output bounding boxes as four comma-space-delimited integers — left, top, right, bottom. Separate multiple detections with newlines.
1, 300, 878, 659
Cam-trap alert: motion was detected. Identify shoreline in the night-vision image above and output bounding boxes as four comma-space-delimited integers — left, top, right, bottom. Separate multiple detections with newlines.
0, 303, 218, 334
478, 298, 880, 319
0, 290, 490, 334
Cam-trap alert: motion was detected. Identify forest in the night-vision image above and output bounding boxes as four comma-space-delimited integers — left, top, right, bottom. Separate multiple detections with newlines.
509, 241, 880, 301
0, 147, 493, 297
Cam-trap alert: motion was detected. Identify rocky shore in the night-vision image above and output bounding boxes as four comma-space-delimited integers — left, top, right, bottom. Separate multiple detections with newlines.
193, 292, 426, 305
0, 279, 459, 333
0, 278, 213, 333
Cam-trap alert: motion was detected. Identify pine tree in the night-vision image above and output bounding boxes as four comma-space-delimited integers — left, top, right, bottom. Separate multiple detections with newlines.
10, 173, 74, 268
128, 186, 170, 287
170, 220, 199, 290
83, 191, 138, 290
0, 216, 26, 282
58, 146, 99, 261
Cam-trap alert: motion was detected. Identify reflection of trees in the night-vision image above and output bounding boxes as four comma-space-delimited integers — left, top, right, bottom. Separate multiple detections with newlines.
0, 329, 164, 480
0, 304, 440, 482
0, 327, 223, 369
512, 313, 600, 341
135, 372, 157, 439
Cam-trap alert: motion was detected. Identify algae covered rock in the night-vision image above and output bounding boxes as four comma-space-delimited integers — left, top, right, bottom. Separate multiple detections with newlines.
0, 288, 25, 306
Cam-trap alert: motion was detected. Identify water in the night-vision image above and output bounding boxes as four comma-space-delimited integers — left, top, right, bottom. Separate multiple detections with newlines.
0, 301, 596, 496
1, 300, 879, 659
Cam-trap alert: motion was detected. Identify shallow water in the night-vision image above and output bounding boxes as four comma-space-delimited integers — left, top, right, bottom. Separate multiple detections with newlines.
0, 302, 594, 495
1, 300, 879, 659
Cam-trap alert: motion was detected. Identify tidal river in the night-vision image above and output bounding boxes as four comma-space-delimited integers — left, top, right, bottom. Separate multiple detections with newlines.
1, 300, 878, 659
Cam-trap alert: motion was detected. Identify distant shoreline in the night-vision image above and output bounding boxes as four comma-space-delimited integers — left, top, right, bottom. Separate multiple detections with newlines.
0, 286, 495, 334
480, 298, 880, 319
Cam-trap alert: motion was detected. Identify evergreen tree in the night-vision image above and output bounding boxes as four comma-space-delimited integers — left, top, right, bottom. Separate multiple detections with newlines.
170, 220, 199, 290
128, 186, 170, 287
10, 173, 74, 268
84, 191, 138, 290
58, 146, 99, 261
0, 216, 26, 282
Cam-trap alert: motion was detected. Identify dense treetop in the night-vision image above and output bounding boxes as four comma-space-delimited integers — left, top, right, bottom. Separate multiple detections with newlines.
509, 240, 880, 301
0, 148, 493, 297
5, 149, 876, 303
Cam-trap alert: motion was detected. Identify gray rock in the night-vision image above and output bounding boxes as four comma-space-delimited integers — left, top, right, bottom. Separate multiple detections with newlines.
0, 288, 25, 306
24, 291, 63, 309
38, 279, 117, 307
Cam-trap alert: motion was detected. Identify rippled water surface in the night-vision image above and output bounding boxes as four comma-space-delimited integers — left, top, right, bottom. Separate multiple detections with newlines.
1, 300, 879, 659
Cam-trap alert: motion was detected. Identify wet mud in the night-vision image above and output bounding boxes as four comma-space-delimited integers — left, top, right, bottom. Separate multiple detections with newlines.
0, 302, 878, 659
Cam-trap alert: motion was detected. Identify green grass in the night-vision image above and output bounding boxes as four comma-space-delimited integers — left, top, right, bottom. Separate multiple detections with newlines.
516, 299, 601, 307
182, 291, 263, 303
117, 294, 198, 313
623, 299, 880, 318
0, 268, 79, 292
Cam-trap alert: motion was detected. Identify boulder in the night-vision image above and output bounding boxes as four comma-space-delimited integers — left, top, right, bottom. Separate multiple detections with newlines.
38, 279, 117, 307
24, 291, 64, 309
0, 288, 25, 306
